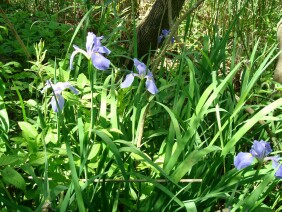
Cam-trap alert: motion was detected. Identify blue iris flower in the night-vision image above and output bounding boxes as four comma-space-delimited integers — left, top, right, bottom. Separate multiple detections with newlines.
41, 80, 78, 112
234, 140, 272, 170
70, 32, 111, 71
158, 29, 175, 44
120, 58, 158, 95
234, 140, 282, 178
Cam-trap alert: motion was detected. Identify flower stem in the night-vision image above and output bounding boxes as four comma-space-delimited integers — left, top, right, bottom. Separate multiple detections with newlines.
88, 61, 96, 140
132, 79, 146, 145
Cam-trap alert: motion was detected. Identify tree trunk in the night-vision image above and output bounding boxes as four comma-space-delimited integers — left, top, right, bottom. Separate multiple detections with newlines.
274, 19, 282, 83
136, 0, 185, 62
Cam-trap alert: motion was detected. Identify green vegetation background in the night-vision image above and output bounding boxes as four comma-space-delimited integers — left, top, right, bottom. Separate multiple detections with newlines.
0, 0, 282, 211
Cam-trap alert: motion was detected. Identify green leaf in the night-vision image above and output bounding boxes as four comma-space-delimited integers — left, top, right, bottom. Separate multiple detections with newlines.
2, 166, 26, 191
4, 61, 20, 68
77, 73, 89, 89
45, 129, 57, 144
25, 99, 37, 108
253, 206, 274, 212
171, 146, 220, 182
0, 26, 8, 35
184, 201, 197, 212
100, 75, 112, 118
18, 121, 38, 139
88, 143, 101, 160
0, 155, 21, 166
29, 152, 49, 166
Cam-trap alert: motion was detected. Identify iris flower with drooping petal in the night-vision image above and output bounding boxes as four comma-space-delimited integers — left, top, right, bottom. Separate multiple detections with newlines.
234, 140, 272, 170
234, 140, 282, 179
41, 80, 78, 112
70, 32, 111, 71
120, 58, 158, 95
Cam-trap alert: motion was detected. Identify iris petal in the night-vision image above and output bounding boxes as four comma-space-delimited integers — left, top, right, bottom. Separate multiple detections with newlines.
53, 82, 69, 94
121, 73, 135, 88
41, 80, 52, 93
51, 94, 65, 113
86, 32, 95, 52
158, 35, 163, 44
269, 155, 280, 168
96, 46, 111, 55
70, 47, 80, 70
145, 78, 158, 95
69, 86, 79, 94
91, 53, 110, 71
234, 152, 254, 170
275, 165, 282, 178
133, 58, 147, 76
52, 82, 78, 95
94, 36, 104, 47
250, 140, 272, 161
162, 29, 170, 36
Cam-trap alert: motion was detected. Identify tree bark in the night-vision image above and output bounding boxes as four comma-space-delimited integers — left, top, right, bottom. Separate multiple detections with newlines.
136, 0, 185, 62
274, 19, 282, 83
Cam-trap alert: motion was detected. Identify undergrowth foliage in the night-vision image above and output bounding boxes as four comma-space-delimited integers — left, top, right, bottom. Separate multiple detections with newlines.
0, 0, 282, 211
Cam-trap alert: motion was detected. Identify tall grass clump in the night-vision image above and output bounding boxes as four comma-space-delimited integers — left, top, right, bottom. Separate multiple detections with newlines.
0, 0, 282, 211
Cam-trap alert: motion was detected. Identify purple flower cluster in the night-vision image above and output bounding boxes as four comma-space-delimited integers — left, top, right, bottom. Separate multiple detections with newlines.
43, 32, 160, 112
234, 140, 282, 178
70, 32, 158, 95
